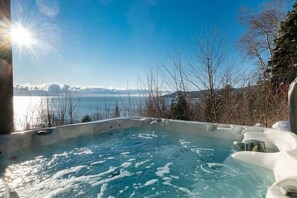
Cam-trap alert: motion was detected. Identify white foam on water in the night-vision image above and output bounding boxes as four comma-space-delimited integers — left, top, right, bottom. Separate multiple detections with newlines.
16, 172, 97, 198
179, 139, 191, 147
52, 165, 86, 179
207, 163, 237, 177
156, 163, 172, 177
128, 158, 135, 162
72, 147, 93, 155
163, 180, 195, 198
199, 162, 237, 177
95, 166, 117, 178
46, 184, 76, 197
52, 152, 69, 157
177, 186, 195, 198
47, 158, 57, 167
92, 170, 132, 186
162, 177, 172, 181
143, 179, 158, 187
91, 160, 107, 165
107, 157, 115, 160
0, 179, 9, 198
135, 159, 150, 168
129, 192, 135, 198
121, 162, 132, 168
207, 163, 223, 169
119, 186, 129, 194
136, 171, 142, 175
191, 147, 214, 155
97, 183, 108, 198
138, 133, 158, 140
121, 152, 130, 155
170, 175, 179, 179
200, 164, 213, 174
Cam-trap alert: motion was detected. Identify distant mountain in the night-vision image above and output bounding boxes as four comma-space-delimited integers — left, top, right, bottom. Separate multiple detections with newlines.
163, 86, 257, 98
14, 83, 257, 98
164, 90, 203, 98
13, 83, 151, 96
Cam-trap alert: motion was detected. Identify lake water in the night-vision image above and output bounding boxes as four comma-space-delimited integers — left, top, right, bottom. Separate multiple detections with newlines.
13, 95, 146, 131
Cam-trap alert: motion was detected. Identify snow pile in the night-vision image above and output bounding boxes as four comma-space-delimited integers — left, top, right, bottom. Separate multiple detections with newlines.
272, 121, 291, 132
254, 123, 265, 127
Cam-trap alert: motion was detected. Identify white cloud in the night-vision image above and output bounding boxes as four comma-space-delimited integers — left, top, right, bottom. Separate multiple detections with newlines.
13, 83, 151, 96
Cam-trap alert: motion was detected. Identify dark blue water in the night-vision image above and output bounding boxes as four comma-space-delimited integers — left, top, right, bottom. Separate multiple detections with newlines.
0, 128, 274, 197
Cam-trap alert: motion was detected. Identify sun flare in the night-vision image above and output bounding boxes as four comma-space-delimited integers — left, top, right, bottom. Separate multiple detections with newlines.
10, 23, 36, 48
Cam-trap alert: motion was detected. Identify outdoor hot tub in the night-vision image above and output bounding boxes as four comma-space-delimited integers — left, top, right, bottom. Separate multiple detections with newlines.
0, 117, 297, 197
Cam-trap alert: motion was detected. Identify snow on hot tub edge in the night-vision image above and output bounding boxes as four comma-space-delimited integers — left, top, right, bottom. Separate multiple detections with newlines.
231, 122, 297, 198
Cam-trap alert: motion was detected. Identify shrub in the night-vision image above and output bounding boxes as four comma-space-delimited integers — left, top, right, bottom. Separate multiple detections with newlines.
81, 114, 91, 122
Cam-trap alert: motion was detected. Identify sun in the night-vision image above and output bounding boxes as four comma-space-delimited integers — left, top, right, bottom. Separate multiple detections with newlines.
10, 23, 36, 49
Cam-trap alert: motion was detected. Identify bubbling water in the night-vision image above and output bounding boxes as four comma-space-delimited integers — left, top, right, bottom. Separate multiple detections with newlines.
0, 128, 274, 197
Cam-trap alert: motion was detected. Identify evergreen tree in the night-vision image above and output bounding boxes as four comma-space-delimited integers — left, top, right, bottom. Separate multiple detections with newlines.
170, 93, 191, 120
81, 114, 91, 122
269, 2, 297, 89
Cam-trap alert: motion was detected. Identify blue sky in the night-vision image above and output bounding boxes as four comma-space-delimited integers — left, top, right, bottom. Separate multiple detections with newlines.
11, 0, 274, 89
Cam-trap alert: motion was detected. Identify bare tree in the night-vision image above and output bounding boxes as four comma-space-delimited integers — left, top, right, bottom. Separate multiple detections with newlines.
238, 0, 287, 77
185, 30, 229, 123
236, 0, 289, 126
67, 92, 79, 124
54, 92, 68, 125
160, 54, 188, 92
45, 96, 54, 127
137, 66, 169, 118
